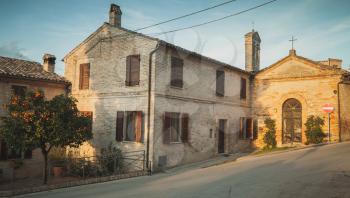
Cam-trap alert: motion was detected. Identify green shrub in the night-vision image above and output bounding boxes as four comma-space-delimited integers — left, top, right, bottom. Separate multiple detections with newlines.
263, 117, 277, 149
305, 115, 326, 144
99, 143, 124, 175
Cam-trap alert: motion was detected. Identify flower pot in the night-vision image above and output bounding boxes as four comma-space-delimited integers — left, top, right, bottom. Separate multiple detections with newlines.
52, 166, 64, 177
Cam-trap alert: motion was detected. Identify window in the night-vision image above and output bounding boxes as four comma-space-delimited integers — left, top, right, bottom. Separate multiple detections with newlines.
79, 63, 90, 90
12, 85, 27, 98
240, 78, 247, 100
163, 112, 189, 144
116, 111, 143, 143
126, 55, 140, 86
216, 70, 225, 96
80, 111, 93, 131
170, 57, 183, 88
239, 117, 257, 140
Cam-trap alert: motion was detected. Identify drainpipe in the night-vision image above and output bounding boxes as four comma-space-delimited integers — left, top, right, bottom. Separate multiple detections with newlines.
146, 42, 160, 170
337, 81, 342, 142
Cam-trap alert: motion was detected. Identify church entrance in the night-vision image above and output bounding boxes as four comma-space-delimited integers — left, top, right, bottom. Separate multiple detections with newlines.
282, 99, 302, 144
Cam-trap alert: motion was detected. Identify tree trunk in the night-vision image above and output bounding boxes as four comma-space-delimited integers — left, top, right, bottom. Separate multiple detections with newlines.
43, 151, 48, 184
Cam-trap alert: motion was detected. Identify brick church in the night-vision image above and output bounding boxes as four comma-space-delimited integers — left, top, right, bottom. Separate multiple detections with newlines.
62, 4, 350, 170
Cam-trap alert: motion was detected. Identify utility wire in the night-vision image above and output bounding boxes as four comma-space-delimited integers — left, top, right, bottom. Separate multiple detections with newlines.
104, 0, 278, 41
149, 0, 278, 36
134, 0, 237, 31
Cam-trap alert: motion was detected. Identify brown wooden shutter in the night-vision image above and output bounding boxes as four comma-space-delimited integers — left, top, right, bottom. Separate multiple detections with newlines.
216, 70, 225, 96
171, 57, 183, 88
130, 55, 140, 86
253, 119, 258, 140
126, 56, 131, 86
246, 118, 253, 139
79, 63, 90, 90
163, 112, 171, 144
240, 78, 247, 99
116, 111, 124, 142
126, 55, 140, 86
135, 111, 142, 142
239, 117, 244, 139
181, 113, 189, 143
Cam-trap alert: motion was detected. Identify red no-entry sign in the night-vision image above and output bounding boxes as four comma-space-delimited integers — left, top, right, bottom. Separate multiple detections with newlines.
323, 103, 334, 114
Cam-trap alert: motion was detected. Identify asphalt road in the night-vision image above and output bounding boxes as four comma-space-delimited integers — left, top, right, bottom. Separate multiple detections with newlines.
19, 142, 350, 198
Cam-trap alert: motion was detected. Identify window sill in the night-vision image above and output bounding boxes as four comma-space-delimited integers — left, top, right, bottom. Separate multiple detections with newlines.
120, 141, 144, 144
170, 85, 184, 90
169, 142, 183, 144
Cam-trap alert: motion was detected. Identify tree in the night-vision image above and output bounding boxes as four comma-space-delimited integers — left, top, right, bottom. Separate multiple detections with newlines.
263, 117, 277, 149
0, 90, 92, 184
304, 115, 326, 144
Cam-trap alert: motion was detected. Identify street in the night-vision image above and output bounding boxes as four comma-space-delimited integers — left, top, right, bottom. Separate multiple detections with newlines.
20, 142, 350, 198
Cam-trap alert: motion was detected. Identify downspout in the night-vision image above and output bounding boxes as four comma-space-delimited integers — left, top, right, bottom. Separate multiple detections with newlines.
146, 42, 160, 170
337, 81, 342, 142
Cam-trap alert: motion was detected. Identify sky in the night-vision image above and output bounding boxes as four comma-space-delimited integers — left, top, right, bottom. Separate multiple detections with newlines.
0, 0, 350, 75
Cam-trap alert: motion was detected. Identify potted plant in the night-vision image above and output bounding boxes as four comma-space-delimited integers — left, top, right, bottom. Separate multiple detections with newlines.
49, 147, 66, 177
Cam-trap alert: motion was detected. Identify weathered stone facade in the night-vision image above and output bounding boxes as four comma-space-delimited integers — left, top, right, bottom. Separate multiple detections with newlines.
63, 22, 252, 170
63, 4, 350, 170
252, 50, 350, 147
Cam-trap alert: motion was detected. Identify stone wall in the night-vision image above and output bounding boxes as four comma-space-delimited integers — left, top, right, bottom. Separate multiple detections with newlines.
64, 24, 158, 156
152, 46, 251, 169
252, 55, 343, 147
339, 82, 350, 141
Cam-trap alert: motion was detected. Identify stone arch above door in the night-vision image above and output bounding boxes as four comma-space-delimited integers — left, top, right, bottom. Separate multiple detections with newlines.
275, 93, 308, 145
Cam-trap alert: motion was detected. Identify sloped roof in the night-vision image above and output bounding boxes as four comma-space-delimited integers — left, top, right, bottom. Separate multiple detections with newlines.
64, 22, 250, 75
256, 51, 349, 76
0, 56, 69, 84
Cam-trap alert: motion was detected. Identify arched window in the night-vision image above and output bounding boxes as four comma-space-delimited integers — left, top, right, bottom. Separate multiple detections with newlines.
282, 99, 302, 143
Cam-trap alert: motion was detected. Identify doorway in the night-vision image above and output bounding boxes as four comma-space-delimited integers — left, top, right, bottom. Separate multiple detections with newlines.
282, 98, 302, 144
218, 119, 226, 153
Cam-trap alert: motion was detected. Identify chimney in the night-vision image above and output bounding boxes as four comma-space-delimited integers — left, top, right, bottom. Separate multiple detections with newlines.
109, 4, 122, 27
245, 31, 261, 72
42, 54, 56, 73
319, 58, 343, 69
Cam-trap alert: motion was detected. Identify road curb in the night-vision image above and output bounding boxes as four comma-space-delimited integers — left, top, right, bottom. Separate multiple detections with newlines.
236, 142, 343, 162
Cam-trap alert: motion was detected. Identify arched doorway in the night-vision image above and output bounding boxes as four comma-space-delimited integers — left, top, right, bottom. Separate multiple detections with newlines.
282, 98, 302, 144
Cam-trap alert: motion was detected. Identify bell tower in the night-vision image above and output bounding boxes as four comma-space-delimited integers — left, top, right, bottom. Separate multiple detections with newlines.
245, 30, 261, 72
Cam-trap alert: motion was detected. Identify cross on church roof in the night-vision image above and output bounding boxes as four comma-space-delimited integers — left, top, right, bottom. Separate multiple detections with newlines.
289, 36, 297, 50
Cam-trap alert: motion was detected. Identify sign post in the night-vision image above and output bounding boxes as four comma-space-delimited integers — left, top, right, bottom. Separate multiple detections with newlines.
322, 104, 334, 143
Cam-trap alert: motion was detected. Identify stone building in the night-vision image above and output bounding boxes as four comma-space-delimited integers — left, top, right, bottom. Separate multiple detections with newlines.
252, 49, 350, 147
64, 4, 350, 170
63, 4, 254, 170
0, 54, 70, 180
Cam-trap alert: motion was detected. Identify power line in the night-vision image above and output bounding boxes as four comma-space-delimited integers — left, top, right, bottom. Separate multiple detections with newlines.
134, 0, 237, 32
149, 0, 278, 36
104, 0, 278, 41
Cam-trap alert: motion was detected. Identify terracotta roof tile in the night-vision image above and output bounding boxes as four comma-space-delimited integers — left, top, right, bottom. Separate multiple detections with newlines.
0, 56, 69, 84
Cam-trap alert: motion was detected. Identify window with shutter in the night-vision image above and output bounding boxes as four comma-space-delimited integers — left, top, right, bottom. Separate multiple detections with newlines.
126, 55, 140, 86
163, 112, 189, 144
216, 70, 225, 96
12, 85, 27, 98
80, 111, 93, 132
240, 78, 247, 100
239, 117, 254, 140
79, 63, 90, 90
170, 57, 183, 88
116, 111, 144, 143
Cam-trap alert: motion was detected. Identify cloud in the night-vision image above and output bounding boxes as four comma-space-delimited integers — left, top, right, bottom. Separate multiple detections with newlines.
0, 42, 30, 60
